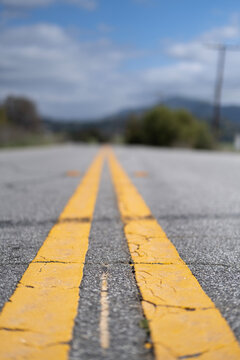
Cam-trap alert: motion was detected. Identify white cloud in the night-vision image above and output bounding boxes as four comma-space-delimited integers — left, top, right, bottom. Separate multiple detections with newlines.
133, 0, 155, 4
1, 0, 38, 4
1, 21, 240, 118
0, 23, 138, 118
0, 1, 97, 24
68, 0, 97, 11
0, 0, 53, 7
0, 0, 97, 10
166, 24, 240, 62
98, 23, 114, 34
202, 24, 240, 42
142, 22, 240, 105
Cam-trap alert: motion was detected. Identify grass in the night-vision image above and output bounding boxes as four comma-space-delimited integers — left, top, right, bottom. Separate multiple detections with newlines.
139, 319, 150, 335
0, 132, 66, 149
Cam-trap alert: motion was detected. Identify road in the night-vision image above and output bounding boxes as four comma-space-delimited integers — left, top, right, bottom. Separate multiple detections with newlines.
0, 144, 239, 359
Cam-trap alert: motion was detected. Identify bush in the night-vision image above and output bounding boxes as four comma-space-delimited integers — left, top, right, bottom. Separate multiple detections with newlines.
5, 96, 41, 132
142, 107, 178, 146
125, 115, 144, 144
125, 106, 214, 149
174, 109, 197, 147
174, 109, 214, 149
193, 122, 214, 149
68, 128, 107, 143
0, 96, 45, 147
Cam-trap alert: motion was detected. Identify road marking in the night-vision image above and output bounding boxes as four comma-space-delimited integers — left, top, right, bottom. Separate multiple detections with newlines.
100, 272, 110, 350
108, 150, 240, 360
65, 170, 81, 177
0, 150, 105, 360
134, 171, 149, 178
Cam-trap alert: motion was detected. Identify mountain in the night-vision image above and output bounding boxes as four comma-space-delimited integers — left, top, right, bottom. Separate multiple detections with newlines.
162, 97, 240, 125
43, 97, 240, 141
162, 97, 240, 141
162, 97, 213, 120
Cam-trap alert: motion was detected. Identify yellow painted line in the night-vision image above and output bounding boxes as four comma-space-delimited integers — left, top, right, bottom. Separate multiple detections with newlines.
108, 150, 240, 360
0, 150, 105, 360
134, 171, 149, 178
100, 272, 110, 350
65, 170, 81, 177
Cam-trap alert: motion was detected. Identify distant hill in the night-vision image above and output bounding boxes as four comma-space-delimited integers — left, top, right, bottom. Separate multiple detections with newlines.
162, 97, 240, 124
162, 97, 213, 120
162, 97, 240, 141
44, 97, 240, 141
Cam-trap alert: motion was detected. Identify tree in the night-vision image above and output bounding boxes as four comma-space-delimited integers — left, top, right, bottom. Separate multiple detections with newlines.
125, 115, 144, 144
175, 109, 214, 149
125, 106, 214, 149
142, 106, 178, 146
193, 122, 214, 149
0, 105, 7, 125
4, 96, 41, 132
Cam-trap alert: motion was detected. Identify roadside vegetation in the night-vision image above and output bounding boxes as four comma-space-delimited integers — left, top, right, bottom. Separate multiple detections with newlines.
125, 106, 214, 149
0, 96, 215, 149
0, 96, 63, 148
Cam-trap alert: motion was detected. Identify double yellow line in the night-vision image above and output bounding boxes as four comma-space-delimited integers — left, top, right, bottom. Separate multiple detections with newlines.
0, 148, 239, 359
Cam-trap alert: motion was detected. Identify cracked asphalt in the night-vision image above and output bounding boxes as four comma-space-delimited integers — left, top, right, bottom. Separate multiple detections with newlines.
0, 145, 97, 310
70, 164, 152, 360
114, 146, 240, 341
0, 144, 239, 359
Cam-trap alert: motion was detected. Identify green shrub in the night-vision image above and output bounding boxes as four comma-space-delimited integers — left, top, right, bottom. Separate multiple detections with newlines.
125, 115, 144, 144
125, 106, 214, 149
142, 107, 178, 146
193, 122, 214, 149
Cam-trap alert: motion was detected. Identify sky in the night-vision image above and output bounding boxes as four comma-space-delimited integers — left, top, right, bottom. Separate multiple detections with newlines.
1, 0, 240, 119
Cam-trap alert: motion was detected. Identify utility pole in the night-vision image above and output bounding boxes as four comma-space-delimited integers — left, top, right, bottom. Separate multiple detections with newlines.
212, 44, 226, 139
207, 44, 240, 140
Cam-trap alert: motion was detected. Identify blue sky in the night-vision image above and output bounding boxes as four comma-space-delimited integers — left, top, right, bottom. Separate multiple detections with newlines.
1, 0, 240, 118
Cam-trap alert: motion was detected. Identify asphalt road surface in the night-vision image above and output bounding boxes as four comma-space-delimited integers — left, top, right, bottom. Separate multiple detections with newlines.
0, 144, 239, 360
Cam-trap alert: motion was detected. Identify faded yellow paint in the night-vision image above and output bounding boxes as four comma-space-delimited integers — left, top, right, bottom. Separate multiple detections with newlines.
0, 150, 105, 360
65, 170, 81, 177
134, 171, 149, 178
144, 342, 152, 349
108, 150, 240, 360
